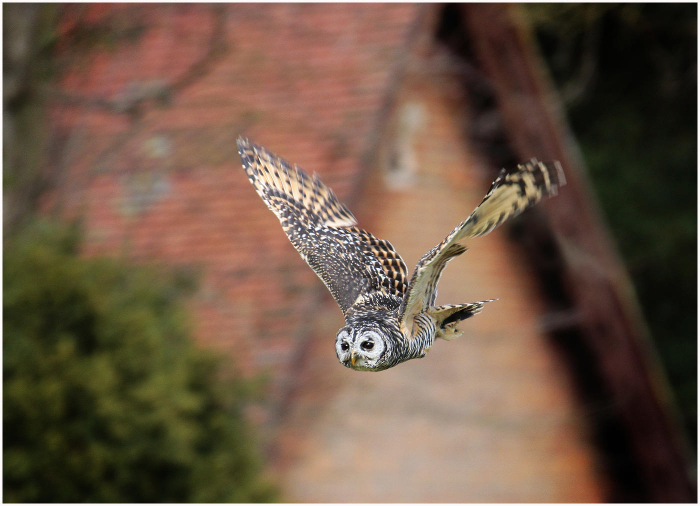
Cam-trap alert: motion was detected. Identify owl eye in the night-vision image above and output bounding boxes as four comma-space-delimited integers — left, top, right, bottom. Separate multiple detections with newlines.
360, 340, 374, 351
340, 342, 349, 352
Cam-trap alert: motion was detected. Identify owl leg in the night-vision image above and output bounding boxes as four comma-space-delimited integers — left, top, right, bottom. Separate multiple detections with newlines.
427, 300, 496, 341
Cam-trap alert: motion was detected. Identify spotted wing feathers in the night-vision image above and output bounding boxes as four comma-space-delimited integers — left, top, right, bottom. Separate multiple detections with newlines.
349, 227, 408, 298
238, 137, 407, 313
238, 137, 357, 229
400, 159, 565, 325
457, 159, 565, 238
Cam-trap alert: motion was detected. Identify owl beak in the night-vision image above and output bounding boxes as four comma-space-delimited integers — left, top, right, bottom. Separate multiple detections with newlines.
351, 351, 357, 367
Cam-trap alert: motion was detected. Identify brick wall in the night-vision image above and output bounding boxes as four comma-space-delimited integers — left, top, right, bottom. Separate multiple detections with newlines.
47, 4, 608, 501
49, 3, 420, 385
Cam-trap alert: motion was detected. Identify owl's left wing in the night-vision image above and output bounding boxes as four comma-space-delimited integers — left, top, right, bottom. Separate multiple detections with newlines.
238, 137, 408, 314
399, 159, 565, 330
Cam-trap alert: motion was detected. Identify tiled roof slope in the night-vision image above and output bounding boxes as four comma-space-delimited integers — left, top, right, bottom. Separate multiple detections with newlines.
50, 4, 421, 382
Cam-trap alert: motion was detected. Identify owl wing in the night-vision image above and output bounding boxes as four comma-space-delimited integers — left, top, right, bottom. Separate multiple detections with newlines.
238, 137, 408, 314
399, 159, 566, 329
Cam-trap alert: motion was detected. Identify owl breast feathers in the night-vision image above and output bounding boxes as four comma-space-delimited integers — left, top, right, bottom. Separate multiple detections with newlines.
238, 136, 565, 371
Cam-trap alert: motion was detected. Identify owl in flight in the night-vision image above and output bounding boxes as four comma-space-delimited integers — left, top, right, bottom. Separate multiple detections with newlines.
238, 137, 565, 372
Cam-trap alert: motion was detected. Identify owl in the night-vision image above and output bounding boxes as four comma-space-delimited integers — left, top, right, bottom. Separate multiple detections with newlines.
238, 137, 565, 372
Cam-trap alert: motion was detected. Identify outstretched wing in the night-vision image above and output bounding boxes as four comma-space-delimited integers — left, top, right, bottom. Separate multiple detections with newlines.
399, 159, 565, 328
238, 136, 408, 314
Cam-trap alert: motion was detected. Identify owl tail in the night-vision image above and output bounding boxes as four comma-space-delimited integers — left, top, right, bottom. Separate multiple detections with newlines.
427, 300, 496, 341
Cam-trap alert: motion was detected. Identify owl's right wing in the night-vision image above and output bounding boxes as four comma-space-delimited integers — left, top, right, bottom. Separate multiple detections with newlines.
399, 159, 565, 330
238, 137, 408, 315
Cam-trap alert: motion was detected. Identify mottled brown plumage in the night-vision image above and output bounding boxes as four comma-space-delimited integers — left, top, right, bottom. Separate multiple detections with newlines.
237, 136, 565, 371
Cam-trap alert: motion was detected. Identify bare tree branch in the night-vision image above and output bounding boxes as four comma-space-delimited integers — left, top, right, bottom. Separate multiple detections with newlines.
47, 4, 229, 120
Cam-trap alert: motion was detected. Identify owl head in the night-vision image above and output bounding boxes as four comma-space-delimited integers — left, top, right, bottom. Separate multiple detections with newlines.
335, 320, 404, 371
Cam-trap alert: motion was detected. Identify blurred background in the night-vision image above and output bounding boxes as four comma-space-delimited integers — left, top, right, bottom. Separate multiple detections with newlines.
3, 3, 696, 502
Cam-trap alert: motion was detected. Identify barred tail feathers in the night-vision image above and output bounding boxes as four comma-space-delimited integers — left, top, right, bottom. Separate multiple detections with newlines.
428, 300, 496, 341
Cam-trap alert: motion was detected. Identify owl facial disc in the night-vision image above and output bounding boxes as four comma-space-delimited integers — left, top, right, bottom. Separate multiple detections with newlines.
335, 327, 388, 371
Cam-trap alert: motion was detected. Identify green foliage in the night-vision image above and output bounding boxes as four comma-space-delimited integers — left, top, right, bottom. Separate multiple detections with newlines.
528, 4, 696, 441
3, 220, 277, 502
